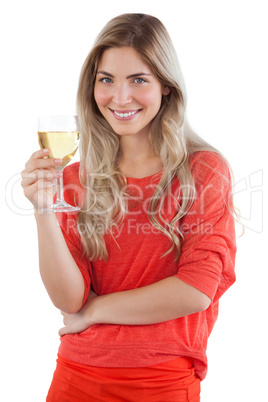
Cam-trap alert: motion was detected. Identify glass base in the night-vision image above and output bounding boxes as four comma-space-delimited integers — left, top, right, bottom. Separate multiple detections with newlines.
41, 201, 80, 213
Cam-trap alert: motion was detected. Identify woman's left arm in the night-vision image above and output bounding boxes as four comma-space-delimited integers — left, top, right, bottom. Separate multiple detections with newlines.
59, 277, 211, 335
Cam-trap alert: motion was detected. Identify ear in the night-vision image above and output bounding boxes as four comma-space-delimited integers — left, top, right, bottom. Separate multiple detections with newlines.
162, 86, 171, 96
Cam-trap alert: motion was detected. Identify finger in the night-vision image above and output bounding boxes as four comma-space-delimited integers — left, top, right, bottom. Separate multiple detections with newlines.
21, 168, 59, 188
23, 178, 55, 200
58, 327, 66, 337
21, 169, 53, 187
28, 148, 50, 162
24, 157, 62, 174
60, 311, 70, 318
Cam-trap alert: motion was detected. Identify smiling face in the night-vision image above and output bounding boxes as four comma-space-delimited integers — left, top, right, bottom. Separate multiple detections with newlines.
94, 47, 170, 139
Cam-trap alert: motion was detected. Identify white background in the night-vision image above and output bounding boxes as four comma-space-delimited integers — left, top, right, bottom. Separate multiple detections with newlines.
1, 0, 267, 400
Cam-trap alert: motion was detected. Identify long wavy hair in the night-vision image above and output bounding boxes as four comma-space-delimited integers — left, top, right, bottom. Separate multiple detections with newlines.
76, 13, 226, 261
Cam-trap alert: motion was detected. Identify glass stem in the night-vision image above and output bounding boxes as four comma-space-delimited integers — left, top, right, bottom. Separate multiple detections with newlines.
56, 171, 65, 204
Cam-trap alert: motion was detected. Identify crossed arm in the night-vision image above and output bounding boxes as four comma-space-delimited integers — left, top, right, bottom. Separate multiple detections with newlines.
59, 276, 211, 336
34, 213, 210, 336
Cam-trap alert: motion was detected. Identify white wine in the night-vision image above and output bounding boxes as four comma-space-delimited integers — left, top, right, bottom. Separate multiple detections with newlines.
38, 131, 80, 169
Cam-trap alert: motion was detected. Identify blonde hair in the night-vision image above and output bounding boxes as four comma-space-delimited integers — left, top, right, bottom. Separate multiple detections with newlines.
76, 13, 228, 260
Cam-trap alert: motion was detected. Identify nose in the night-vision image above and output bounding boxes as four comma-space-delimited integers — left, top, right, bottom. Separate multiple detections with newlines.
113, 84, 132, 106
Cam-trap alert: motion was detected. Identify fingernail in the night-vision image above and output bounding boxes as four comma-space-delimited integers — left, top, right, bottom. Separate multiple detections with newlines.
55, 159, 62, 164
43, 148, 49, 153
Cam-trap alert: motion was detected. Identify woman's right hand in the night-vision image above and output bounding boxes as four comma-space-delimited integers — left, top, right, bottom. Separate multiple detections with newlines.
21, 149, 62, 211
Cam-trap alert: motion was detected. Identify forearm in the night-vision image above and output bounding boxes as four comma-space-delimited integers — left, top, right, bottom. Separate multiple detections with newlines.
35, 213, 85, 313
88, 277, 211, 326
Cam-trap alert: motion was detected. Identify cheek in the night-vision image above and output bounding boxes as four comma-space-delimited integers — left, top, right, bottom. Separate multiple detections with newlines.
94, 86, 110, 107
138, 88, 162, 108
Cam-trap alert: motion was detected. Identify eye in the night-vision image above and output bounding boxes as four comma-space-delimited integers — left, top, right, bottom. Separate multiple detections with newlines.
134, 78, 146, 84
99, 77, 113, 84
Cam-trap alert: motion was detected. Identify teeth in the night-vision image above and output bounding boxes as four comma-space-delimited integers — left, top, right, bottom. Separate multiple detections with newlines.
114, 110, 139, 118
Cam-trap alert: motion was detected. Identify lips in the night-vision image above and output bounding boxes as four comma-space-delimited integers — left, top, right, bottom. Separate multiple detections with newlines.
109, 108, 142, 119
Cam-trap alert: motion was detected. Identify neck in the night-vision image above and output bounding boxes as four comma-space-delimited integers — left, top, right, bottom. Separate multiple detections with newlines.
118, 135, 163, 178
120, 131, 154, 156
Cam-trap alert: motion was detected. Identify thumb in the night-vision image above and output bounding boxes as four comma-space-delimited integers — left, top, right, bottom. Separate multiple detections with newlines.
58, 327, 66, 337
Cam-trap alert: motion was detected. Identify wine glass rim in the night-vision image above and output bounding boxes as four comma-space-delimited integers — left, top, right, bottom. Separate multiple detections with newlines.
38, 115, 79, 130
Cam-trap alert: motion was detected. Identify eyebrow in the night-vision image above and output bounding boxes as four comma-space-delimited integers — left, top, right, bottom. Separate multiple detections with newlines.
97, 71, 152, 79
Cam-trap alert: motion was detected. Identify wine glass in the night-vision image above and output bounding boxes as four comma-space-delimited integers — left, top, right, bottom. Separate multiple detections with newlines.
38, 115, 80, 213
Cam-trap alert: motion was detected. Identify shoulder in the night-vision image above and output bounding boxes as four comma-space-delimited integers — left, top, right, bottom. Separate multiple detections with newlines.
188, 151, 231, 185
187, 151, 233, 205
189, 150, 229, 173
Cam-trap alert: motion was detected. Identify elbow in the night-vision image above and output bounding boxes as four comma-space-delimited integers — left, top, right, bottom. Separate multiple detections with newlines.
55, 302, 82, 314
62, 304, 82, 314
48, 283, 86, 314
172, 277, 212, 317
184, 290, 212, 316
52, 296, 84, 314
196, 293, 211, 313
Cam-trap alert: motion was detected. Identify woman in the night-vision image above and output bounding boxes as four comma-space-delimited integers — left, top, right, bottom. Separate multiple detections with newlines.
21, 13, 236, 402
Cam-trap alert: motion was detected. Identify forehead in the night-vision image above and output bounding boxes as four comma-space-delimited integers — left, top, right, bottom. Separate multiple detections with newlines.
98, 47, 152, 74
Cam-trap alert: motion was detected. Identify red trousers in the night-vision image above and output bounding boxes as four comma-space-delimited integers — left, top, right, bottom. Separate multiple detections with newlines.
46, 354, 200, 401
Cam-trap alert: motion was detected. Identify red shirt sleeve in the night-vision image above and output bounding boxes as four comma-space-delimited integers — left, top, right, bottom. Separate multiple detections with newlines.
56, 163, 91, 307
175, 152, 236, 301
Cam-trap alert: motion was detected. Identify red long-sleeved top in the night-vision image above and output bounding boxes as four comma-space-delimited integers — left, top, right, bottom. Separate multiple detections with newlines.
56, 151, 236, 380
